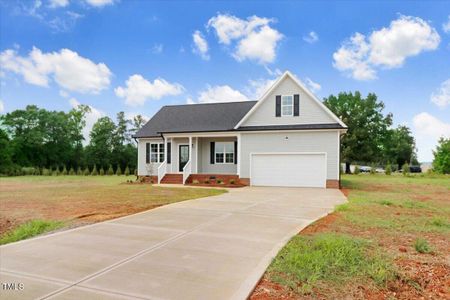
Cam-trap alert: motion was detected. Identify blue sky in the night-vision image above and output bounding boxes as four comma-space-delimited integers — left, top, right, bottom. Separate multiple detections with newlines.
1, 0, 449, 162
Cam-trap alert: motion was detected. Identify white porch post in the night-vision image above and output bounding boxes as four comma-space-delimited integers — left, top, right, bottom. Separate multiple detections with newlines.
195, 137, 199, 174
170, 138, 173, 173
237, 133, 241, 176
189, 136, 192, 163
164, 137, 167, 164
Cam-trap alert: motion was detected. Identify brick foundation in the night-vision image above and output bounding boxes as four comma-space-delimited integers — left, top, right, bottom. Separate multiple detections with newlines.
239, 178, 250, 186
187, 174, 244, 185
138, 175, 158, 184
326, 180, 340, 189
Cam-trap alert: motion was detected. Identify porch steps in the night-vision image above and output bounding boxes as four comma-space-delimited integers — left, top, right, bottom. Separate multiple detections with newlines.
160, 174, 183, 184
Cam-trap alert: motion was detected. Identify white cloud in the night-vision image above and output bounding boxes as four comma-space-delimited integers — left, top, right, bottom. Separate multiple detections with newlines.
115, 74, 184, 106
0, 47, 112, 93
189, 85, 249, 104
151, 43, 163, 54
207, 14, 283, 64
246, 78, 276, 99
69, 98, 105, 143
304, 77, 321, 93
431, 79, 450, 108
84, 0, 115, 7
413, 112, 450, 161
303, 31, 319, 44
0, 100, 4, 113
192, 30, 210, 60
442, 16, 450, 33
49, 0, 69, 8
333, 15, 440, 80
59, 90, 69, 98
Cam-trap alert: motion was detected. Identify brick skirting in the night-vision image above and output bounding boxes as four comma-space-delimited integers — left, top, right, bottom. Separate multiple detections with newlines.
326, 180, 340, 189
187, 174, 244, 185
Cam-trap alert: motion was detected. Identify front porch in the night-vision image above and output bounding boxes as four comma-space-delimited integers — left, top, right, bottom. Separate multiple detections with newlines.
151, 133, 245, 185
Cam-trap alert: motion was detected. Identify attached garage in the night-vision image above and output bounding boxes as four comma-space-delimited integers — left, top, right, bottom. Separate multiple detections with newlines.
250, 153, 327, 188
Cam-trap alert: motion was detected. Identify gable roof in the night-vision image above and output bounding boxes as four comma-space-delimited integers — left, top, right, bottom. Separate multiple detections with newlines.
234, 71, 347, 129
133, 101, 257, 138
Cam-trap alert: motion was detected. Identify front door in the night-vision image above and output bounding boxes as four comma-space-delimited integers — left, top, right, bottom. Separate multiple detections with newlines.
179, 145, 189, 172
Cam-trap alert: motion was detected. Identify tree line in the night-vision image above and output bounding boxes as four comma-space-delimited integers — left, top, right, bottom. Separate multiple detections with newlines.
0, 105, 146, 176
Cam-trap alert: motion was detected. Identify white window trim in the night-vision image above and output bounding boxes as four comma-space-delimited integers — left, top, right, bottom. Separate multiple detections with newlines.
150, 142, 164, 163
281, 95, 294, 117
214, 142, 235, 164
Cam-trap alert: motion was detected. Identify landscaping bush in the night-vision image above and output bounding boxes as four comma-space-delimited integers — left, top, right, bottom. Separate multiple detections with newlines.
76, 166, 83, 175
99, 167, 105, 176
61, 165, 68, 175
385, 163, 392, 175
107, 165, 114, 175
116, 165, 122, 175
83, 167, 90, 176
52, 167, 60, 176
192, 179, 200, 184
229, 179, 236, 184
69, 167, 75, 175
414, 238, 431, 253
21, 167, 36, 175
370, 163, 376, 174
204, 179, 210, 184
91, 164, 98, 176
402, 163, 409, 176
41, 168, 51, 176
216, 179, 223, 184
124, 166, 130, 176
354, 165, 360, 174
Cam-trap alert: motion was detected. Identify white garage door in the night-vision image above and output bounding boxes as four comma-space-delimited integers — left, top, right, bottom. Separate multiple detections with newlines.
250, 153, 326, 188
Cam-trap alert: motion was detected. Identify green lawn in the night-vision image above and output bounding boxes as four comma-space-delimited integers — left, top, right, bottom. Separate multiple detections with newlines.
0, 175, 226, 244
252, 174, 450, 299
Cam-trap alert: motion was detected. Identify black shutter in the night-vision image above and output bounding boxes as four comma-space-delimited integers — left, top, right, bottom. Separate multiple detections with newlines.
234, 141, 237, 164
294, 94, 300, 116
275, 95, 281, 117
167, 142, 171, 164
210, 142, 215, 164
146, 143, 150, 163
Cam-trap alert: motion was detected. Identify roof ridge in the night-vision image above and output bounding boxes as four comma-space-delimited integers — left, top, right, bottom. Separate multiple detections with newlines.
163, 100, 257, 108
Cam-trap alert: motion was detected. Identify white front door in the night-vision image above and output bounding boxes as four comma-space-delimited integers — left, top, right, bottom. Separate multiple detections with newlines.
250, 153, 326, 188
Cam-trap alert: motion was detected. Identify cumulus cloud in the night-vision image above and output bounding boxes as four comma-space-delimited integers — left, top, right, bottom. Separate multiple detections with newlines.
0, 100, 4, 113
188, 85, 249, 104
84, 0, 115, 7
304, 77, 321, 93
151, 43, 163, 54
413, 112, 450, 161
431, 79, 450, 108
69, 98, 105, 143
443, 16, 450, 33
246, 78, 276, 99
49, 0, 69, 8
192, 30, 209, 60
115, 74, 184, 106
207, 14, 283, 64
303, 31, 319, 44
333, 15, 440, 80
0, 47, 112, 93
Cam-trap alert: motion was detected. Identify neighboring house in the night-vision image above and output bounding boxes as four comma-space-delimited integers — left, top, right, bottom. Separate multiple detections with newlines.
133, 71, 347, 188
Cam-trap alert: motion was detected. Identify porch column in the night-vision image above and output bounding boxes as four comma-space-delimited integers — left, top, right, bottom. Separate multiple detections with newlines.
237, 134, 241, 176
164, 137, 167, 164
189, 136, 192, 163
169, 138, 173, 173
195, 137, 199, 174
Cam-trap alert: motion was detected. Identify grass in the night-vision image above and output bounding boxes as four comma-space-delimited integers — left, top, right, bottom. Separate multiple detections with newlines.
258, 174, 450, 298
268, 233, 394, 294
0, 176, 226, 244
0, 220, 64, 245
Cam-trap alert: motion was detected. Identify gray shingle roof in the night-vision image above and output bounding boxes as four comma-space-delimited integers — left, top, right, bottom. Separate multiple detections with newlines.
133, 101, 257, 138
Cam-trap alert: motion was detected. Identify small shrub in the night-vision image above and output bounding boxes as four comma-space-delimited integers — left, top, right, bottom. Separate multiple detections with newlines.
116, 165, 122, 176
107, 165, 114, 175
216, 179, 223, 184
91, 164, 98, 176
402, 163, 409, 176
0, 220, 64, 245
41, 168, 51, 176
385, 163, 392, 175
61, 165, 68, 175
124, 166, 130, 176
52, 167, 60, 176
378, 199, 393, 206
69, 167, 75, 175
229, 178, 236, 184
76, 166, 83, 175
204, 179, 210, 184
83, 167, 90, 176
353, 165, 360, 174
99, 167, 105, 176
414, 238, 431, 253
21, 167, 36, 176
192, 179, 200, 184
428, 217, 449, 228
370, 163, 376, 174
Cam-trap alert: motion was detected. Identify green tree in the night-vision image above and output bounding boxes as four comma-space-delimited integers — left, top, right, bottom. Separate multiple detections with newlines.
85, 117, 116, 168
91, 164, 98, 176
130, 114, 146, 136
0, 128, 13, 174
324, 92, 392, 173
124, 165, 130, 176
116, 165, 122, 175
383, 126, 417, 169
402, 163, 409, 176
385, 163, 392, 175
432, 138, 450, 174
99, 167, 105, 176
107, 164, 114, 175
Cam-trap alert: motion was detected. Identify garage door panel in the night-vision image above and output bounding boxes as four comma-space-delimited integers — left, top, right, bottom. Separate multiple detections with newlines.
251, 154, 326, 188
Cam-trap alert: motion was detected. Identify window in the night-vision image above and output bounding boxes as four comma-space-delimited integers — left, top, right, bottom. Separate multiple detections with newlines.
150, 143, 164, 163
215, 142, 234, 164
281, 95, 293, 116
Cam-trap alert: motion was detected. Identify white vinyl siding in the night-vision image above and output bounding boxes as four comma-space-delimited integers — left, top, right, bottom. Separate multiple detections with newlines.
137, 138, 163, 176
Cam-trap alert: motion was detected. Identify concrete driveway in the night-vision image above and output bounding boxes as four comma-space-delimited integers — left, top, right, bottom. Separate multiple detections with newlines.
0, 186, 346, 300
